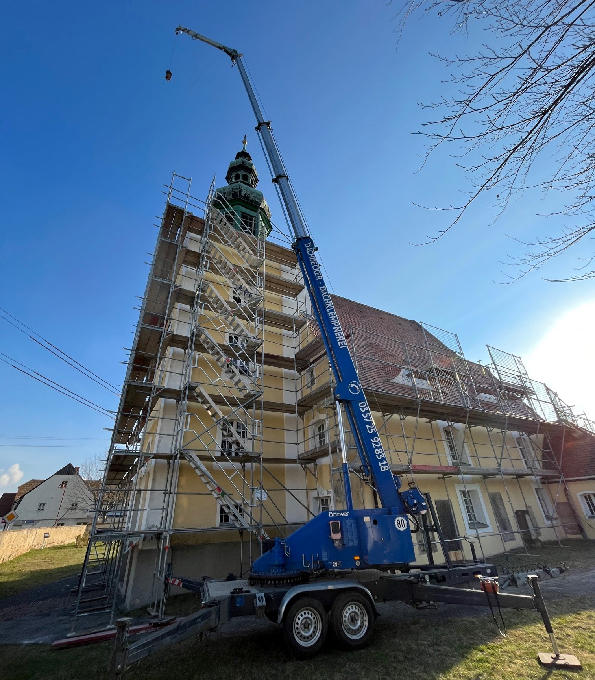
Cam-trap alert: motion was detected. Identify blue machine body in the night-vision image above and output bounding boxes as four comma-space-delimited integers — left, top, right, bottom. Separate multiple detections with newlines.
251, 239, 429, 576
251, 508, 416, 576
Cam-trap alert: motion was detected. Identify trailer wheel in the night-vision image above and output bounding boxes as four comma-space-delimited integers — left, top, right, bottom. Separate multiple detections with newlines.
282, 596, 328, 658
330, 591, 375, 650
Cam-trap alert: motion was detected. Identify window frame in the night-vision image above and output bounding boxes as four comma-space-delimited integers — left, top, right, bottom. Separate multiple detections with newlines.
440, 423, 472, 466
239, 212, 256, 235
219, 419, 248, 457
455, 484, 492, 534
578, 491, 595, 519
311, 419, 327, 450
515, 433, 537, 469
533, 485, 556, 523
218, 500, 244, 527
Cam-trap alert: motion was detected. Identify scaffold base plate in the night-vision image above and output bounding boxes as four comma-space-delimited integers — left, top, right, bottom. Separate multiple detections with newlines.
538, 652, 582, 669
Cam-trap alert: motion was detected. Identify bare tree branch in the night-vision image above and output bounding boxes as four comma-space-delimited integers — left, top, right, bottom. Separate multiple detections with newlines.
395, 0, 595, 280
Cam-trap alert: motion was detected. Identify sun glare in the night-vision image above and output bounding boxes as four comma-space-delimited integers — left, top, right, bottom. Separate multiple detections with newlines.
524, 300, 595, 419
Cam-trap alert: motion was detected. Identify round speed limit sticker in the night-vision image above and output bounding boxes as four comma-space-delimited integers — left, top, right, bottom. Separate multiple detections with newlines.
394, 517, 408, 531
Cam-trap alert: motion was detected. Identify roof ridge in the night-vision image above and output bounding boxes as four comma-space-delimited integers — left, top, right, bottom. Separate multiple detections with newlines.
330, 294, 421, 327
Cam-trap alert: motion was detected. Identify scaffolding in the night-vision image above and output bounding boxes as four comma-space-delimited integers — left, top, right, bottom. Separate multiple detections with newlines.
74, 177, 590, 628
290, 313, 589, 560
73, 176, 319, 625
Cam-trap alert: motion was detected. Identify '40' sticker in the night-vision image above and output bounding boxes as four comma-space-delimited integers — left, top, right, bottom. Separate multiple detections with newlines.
394, 517, 408, 531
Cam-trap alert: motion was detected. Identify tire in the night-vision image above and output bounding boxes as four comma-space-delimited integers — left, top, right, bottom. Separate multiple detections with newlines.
330, 591, 375, 650
282, 596, 328, 658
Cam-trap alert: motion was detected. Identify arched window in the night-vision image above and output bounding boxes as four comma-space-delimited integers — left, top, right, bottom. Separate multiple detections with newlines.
234, 173, 240, 180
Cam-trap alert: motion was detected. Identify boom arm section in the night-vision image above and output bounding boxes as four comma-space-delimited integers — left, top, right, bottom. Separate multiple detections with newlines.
295, 237, 400, 507
176, 26, 407, 510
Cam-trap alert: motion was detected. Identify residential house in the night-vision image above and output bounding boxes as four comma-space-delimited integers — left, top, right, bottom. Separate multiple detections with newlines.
10, 463, 95, 528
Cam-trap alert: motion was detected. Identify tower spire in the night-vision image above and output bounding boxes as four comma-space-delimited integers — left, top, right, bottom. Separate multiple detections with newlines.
242, 134, 248, 151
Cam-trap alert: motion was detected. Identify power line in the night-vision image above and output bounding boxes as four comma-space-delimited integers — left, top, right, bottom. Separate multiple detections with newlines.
0, 436, 108, 440
0, 306, 120, 394
0, 352, 114, 417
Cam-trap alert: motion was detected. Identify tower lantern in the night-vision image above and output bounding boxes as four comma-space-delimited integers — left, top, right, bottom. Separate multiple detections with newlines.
213, 138, 272, 237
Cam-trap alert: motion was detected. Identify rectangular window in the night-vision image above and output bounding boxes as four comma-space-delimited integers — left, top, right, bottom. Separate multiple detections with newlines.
220, 420, 247, 456
228, 334, 247, 352
59, 481, 68, 489
443, 427, 470, 465
37, 503, 46, 511
240, 212, 255, 234
435, 499, 462, 551
232, 286, 247, 305
219, 502, 243, 526
488, 492, 515, 542
225, 357, 255, 378
580, 492, 595, 518
516, 435, 536, 468
535, 487, 556, 522
317, 496, 331, 514
458, 488, 490, 531
315, 421, 327, 448
306, 368, 316, 389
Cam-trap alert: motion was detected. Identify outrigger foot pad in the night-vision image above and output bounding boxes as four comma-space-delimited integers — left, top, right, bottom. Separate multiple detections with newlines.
538, 652, 582, 669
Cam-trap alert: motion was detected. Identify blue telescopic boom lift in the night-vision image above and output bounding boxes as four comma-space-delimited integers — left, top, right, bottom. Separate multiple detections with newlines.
99, 28, 580, 671
174, 25, 428, 581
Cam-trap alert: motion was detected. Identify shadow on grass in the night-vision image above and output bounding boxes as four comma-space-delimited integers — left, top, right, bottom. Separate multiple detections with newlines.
2, 593, 591, 680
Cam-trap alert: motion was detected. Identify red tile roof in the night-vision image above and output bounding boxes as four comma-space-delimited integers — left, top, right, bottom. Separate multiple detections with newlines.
310, 295, 537, 420
13, 479, 43, 504
0, 493, 16, 516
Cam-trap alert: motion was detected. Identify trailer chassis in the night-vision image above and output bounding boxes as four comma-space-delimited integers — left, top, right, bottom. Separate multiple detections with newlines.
106, 563, 575, 677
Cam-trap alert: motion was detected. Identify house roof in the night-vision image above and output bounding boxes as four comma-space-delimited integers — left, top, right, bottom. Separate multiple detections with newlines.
0, 493, 16, 516
13, 463, 81, 507
54, 463, 78, 476
14, 479, 43, 503
302, 295, 537, 421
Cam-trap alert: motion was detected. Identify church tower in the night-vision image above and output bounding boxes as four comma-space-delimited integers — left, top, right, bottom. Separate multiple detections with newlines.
213, 137, 272, 238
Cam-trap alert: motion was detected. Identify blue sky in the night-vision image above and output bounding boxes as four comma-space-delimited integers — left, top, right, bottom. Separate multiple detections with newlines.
1, 1, 594, 491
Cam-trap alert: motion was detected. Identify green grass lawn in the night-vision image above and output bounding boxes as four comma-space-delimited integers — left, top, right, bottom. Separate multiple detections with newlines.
0, 543, 86, 599
1, 541, 594, 680
1, 595, 594, 680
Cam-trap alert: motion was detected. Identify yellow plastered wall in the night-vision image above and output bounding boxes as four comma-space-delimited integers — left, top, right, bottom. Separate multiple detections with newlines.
566, 480, 595, 539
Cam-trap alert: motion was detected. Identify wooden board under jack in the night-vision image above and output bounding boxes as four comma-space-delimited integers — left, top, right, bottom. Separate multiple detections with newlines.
538, 652, 582, 669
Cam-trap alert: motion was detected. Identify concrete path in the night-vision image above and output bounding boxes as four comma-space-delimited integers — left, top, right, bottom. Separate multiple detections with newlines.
0, 575, 111, 644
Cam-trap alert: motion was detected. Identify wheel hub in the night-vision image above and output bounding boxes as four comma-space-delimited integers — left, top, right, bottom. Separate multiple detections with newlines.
341, 603, 368, 640
294, 608, 322, 647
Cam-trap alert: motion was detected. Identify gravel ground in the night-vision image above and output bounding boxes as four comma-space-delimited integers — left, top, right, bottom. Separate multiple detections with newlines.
0, 567, 593, 646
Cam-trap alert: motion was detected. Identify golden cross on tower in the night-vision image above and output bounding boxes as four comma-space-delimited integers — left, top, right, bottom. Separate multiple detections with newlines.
242, 135, 248, 151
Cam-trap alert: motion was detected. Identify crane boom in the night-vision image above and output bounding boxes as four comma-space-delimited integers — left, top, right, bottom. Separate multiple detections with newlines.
176, 27, 428, 578
176, 25, 402, 508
